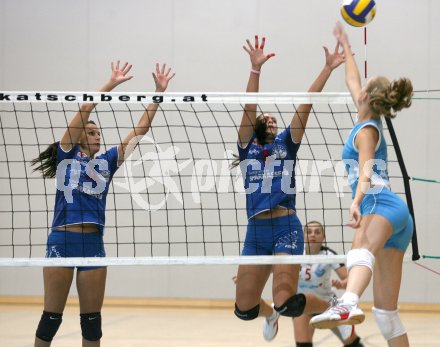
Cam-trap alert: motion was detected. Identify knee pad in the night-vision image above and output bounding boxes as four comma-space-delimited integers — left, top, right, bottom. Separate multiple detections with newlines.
35, 311, 63, 342
234, 303, 260, 321
372, 307, 406, 340
80, 312, 102, 341
274, 293, 306, 317
296, 343, 313, 347
346, 249, 375, 273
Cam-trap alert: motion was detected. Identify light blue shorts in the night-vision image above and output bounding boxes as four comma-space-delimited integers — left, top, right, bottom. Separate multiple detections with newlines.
242, 213, 304, 256
46, 230, 106, 271
360, 188, 413, 252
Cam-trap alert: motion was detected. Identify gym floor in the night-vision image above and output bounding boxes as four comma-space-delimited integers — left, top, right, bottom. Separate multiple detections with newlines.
1, 300, 439, 347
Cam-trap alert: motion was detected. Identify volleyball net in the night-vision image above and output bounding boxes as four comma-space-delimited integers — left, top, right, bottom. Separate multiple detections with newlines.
0, 92, 421, 266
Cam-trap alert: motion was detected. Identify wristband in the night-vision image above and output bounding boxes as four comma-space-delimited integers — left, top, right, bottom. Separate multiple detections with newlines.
251, 69, 260, 75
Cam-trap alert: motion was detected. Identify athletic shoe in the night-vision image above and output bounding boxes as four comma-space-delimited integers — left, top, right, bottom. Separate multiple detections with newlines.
262, 305, 280, 341
310, 297, 365, 329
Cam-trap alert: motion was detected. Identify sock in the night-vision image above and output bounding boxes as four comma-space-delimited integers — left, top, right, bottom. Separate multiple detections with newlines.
341, 292, 359, 306
296, 343, 313, 347
344, 336, 363, 347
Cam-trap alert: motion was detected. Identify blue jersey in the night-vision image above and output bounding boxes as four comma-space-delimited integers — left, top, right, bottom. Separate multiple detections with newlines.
51, 144, 119, 232
238, 126, 301, 219
341, 118, 390, 198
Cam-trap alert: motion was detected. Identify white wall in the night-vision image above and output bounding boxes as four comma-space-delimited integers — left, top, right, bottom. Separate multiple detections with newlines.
0, 0, 439, 304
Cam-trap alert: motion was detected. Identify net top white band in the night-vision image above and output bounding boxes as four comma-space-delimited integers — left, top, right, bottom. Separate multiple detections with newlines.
1, 255, 346, 267
0, 91, 354, 104
0, 255, 415, 267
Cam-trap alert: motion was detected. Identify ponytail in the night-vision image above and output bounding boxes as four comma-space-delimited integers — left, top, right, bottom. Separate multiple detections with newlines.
30, 120, 97, 178
368, 77, 413, 118
30, 142, 59, 178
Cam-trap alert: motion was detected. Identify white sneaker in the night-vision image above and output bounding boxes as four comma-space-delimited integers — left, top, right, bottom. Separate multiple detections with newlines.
310, 298, 365, 329
262, 306, 280, 341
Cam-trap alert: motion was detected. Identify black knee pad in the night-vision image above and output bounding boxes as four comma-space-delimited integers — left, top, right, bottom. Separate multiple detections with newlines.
35, 311, 63, 342
234, 303, 260, 321
296, 343, 313, 347
80, 312, 102, 341
274, 293, 306, 317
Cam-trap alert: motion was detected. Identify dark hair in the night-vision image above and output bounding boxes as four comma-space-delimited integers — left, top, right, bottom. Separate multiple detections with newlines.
368, 77, 413, 118
31, 120, 96, 178
254, 114, 270, 146
230, 115, 269, 169
30, 141, 59, 178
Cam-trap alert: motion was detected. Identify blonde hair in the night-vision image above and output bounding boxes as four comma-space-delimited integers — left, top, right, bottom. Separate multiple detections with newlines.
367, 76, 413, 118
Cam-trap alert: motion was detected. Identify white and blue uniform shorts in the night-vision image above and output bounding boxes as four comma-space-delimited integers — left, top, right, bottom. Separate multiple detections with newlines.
242, 213, 304, 256
360, 188, 413, 252
46, 229, 106, 271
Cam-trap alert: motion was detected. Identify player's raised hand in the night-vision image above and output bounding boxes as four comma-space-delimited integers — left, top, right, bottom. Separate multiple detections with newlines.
324, 42, 345, 70
110, 60, 134, 87
333, 22, 350, 47
153, 63, 175, 93
242, 35, 275, 71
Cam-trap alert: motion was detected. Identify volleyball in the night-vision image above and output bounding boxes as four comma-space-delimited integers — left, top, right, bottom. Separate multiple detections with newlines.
341, 0, 376, 27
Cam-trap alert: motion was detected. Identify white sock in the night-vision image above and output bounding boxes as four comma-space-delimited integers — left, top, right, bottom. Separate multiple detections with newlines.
341, 292, 359, 306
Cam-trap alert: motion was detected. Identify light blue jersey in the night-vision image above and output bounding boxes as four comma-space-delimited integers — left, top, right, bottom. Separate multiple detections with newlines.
342, 117, 413, 252
238, 126, 301, 219
51, 144, 119, 233
342, 118, 389, 198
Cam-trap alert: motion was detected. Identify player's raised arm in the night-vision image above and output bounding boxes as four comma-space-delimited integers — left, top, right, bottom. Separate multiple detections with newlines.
333, 22, 362, 109
290, 42, 344, 143
238, 35, 275, 148
118, 63, 175, 165
60, 61, 133, 152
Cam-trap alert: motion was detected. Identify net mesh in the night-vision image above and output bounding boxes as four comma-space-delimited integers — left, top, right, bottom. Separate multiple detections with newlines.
0, 92, 413, 265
